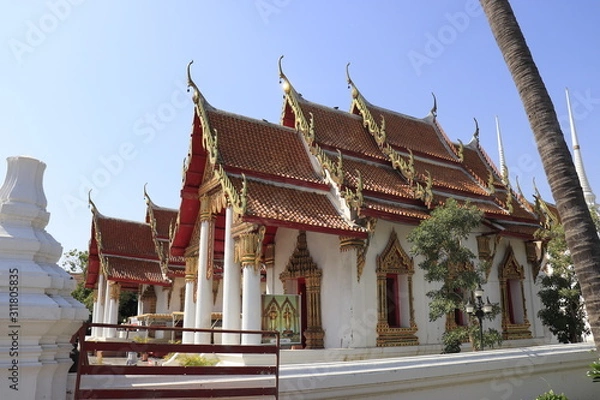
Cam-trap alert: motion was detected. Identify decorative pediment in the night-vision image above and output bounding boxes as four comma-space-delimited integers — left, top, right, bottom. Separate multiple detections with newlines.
499, 245, 524, 281
377, 230, 413, 275
280, 231, 319, 280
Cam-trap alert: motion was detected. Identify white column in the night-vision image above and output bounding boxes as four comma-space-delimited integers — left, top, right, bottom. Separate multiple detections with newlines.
241, 264, 262, 344
194, 201, 213, 344
102, 277, 111, 338
105, 282, 119, 338
182, 258, 197, 344
92, 273, 105, 338
222, 207, 241, 344
137, 286, 144, 316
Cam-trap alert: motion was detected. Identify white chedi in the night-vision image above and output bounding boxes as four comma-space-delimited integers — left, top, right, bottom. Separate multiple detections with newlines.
0, 156, 88, 400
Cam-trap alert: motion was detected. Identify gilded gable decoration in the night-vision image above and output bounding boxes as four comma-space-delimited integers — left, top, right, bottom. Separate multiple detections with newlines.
456, 139, 464, 162
343, 170, 364, 214
215, 166, 247, 215
388, 147, 415, 185
487, 170, 496, 194
278, 55, 310, 133
347, 64, 386, 145
187, 61, 218, 165
375, 230, 418, 347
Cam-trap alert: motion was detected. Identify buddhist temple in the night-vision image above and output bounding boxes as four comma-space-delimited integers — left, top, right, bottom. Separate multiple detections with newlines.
86, 58, 549, 352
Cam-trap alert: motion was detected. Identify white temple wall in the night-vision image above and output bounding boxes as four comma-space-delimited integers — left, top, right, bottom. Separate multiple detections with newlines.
167, 277, 185, 312
272, 227, 298, 294
305, 231, 351, 349
269, 220, 548, 349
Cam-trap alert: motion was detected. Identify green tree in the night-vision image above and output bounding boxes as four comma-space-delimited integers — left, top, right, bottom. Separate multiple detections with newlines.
62, 248, 138, 323
407, 198, 501, 352
480, 0, 600, 351
62, 249, 94, 316
536, 222, 590, 343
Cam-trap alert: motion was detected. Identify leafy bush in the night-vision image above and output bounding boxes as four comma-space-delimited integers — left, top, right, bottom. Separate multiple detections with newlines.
176, 354, 217, 367
535, 390, 568, 400
587, 359, 600, 382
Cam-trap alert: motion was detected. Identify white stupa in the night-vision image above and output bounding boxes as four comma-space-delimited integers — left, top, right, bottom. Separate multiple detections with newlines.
0, 156, 89, 400
566, 88, 598, 209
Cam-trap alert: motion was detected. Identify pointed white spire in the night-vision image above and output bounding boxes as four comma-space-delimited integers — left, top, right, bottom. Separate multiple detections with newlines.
496, 116, 508, 184
566, 87, 596, 207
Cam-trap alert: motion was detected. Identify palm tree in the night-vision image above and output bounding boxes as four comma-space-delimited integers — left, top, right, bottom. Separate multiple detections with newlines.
479, 0, 600, 349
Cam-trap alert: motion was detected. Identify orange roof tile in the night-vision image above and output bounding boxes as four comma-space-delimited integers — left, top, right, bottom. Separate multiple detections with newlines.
362, 198, 430, 221
151, 206, 177, 239
229, 175, 365, 236
95, 214, 157, 259
341, 156, 414, 199
368, 105, 456, 161
461, 143, 504, 187
208, 109, 322, 185
298, 101, 386, 160
413, 158, 489, 196
104, 256, 168, 285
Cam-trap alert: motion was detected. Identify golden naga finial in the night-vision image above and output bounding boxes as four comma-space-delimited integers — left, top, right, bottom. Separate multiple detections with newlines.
346, 62, 359, 99
430, 92, 437, 118
278, 55, 291, 94
88, 189, 99, 213
143, 182, 153, 205
473, 117, 479, 141
187, 60, 200, 104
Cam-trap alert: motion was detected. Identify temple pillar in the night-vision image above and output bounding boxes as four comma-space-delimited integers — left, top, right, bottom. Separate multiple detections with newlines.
136, 286, 143, 316
91, 273, 105, 338
222, 207, 241, 344
238, 228, 265, 345
101, 276, 111, 337
194, 197, 213, 344
105, 281, 120, 338
182, 257, 197, 344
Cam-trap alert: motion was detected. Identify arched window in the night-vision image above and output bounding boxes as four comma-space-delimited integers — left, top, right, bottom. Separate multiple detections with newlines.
499, 245, 532, 340
376, 230, 418, 346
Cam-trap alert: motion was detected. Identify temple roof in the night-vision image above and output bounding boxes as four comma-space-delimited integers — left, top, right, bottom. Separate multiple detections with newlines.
86, 197, 184, 289
170, 61, 543, 259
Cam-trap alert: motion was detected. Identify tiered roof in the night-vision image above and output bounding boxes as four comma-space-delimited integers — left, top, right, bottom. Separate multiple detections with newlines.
170, 59, 542, 260
86, 194, 184, 289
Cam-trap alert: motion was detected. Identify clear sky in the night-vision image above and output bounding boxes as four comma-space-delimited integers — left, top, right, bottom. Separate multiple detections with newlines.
1, 1, 599, 259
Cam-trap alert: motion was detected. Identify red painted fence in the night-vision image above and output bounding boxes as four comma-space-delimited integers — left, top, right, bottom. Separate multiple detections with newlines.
72, 323, 280, 399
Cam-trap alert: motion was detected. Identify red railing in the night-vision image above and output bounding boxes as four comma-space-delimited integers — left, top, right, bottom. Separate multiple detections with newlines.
73, 323, 280, 399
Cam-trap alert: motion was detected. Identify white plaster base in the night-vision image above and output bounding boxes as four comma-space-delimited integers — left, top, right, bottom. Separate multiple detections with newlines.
72, 344, 597, 400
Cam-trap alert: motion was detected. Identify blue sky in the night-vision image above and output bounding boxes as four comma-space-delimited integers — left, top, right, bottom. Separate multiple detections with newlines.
1, 1, 599, 258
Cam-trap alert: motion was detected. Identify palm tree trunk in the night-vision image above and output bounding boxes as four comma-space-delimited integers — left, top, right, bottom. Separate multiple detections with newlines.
480, 0, 600, 349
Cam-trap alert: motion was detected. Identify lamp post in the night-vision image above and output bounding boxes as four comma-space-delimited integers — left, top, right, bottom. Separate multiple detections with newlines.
465, 284, 493, 351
